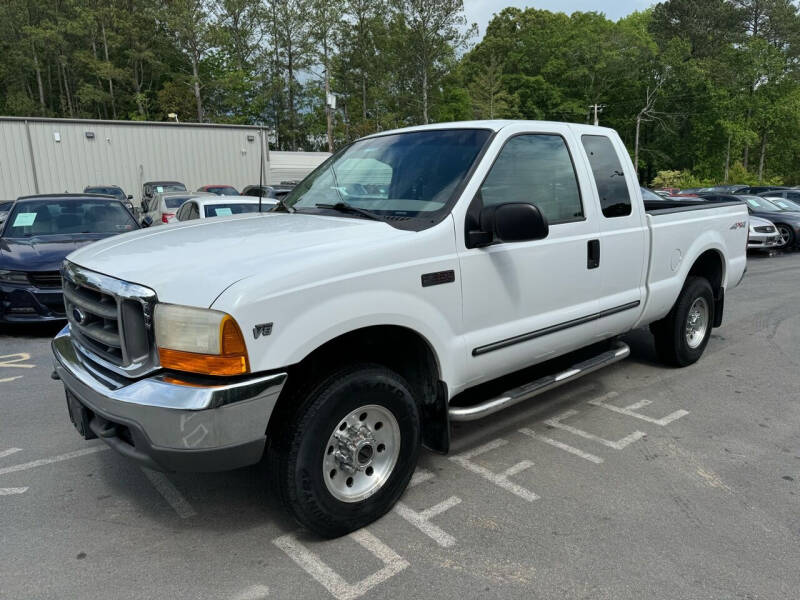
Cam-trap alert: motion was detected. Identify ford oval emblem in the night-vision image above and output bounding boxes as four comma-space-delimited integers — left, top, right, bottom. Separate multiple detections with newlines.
72, 307, 87, 325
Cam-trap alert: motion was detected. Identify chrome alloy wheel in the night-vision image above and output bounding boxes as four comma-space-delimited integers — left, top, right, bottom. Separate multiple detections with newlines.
323, 404, 401, 503
685, 297, 709, 349
777, 225, 792, 248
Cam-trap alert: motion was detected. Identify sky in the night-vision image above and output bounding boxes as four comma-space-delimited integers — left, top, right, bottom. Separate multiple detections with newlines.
463, 0, 655, 36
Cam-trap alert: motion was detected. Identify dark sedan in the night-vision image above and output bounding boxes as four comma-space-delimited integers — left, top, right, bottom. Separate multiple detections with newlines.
84, 185, 134, 213
700, 193, 800, 250
0, 194, 139, 323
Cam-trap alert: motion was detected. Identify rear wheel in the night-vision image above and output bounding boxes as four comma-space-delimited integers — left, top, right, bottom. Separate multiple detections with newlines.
651, 276, 715, 367
268, 364, 421, 538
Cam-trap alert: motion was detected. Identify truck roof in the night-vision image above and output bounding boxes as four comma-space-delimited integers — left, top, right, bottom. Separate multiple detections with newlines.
363, 120, 616, 139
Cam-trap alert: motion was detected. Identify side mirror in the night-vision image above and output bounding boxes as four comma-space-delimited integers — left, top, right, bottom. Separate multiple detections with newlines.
127, 194, 133, 200
141, 216, 153, 228
467, 203, 549, 248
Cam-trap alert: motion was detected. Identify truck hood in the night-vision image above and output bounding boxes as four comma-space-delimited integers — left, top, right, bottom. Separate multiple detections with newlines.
66, 213, 404, 306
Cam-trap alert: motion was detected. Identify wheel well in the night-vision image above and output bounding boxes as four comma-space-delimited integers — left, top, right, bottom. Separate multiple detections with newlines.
687, 249, 725, 327
273, 326, 450, 453
687, 250, 723, 296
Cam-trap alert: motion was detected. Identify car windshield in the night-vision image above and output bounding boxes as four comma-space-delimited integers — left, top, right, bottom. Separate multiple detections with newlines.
285, 129, 492, 217
164, 195, 194, 209
2, 199, 137, 237
204, 203, 260, 217
767, 198, 800, 211
743, 196, 783, 212
153, 183, 186, 193
640, 188, 663, 201
206, 186, 238, 195
85, 187, 124, 200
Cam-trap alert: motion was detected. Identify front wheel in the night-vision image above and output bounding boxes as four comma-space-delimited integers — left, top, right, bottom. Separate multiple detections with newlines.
268, 364, 421, 538
775, 224, 795, 250
651, 276, 715, 367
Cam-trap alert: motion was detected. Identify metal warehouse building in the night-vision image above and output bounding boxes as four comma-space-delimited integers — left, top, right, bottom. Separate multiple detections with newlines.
0, 117, 329, 206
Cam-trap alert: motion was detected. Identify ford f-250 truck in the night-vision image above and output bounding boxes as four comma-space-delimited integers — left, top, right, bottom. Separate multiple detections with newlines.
52, 121, 748, 537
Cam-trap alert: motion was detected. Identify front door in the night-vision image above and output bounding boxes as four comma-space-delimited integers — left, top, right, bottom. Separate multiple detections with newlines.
457, 125, 602, 387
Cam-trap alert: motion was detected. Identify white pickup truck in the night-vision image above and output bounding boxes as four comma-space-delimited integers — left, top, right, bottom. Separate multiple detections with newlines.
52, 121, 748, 537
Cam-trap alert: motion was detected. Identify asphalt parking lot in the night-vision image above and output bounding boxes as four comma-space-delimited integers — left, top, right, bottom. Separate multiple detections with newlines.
1, 252, 799, 600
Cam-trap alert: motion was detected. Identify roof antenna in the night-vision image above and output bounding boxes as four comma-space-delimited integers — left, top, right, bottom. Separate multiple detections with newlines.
258, 127, 264, 213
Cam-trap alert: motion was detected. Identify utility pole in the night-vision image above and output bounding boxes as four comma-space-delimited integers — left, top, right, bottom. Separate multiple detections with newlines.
588, 103, 605, 126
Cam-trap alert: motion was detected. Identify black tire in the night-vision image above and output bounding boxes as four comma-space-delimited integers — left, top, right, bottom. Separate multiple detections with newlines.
267, 363, 421, 538
775, 224, 795, 250
650, 276, 715, 367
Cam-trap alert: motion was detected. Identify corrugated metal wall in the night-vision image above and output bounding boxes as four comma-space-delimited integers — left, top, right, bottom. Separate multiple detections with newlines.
0, 118, 330, 207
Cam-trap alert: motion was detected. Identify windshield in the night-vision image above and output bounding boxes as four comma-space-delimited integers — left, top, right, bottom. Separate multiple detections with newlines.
768, 198, 800, 211
743, 196, 783, 212
85, 187, 124, 200
164, 195, 194, 209
153, 183, 186, 193
205, 186, 239, 196
640, 188, 663, 201
285, 129, 491, 217
3, 199, 137, 237
203, 203, 260, 217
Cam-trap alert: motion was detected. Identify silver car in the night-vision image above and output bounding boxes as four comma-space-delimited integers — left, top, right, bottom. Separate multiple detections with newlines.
747, 216, 781, 251
140, 191, 211, 226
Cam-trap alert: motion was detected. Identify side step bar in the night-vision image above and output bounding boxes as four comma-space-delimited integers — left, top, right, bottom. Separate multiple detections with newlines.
448, 341, 630, 422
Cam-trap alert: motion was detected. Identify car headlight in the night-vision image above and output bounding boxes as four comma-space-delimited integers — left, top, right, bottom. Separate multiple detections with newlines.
0, 269, 30, 284
154, 304, 249, 376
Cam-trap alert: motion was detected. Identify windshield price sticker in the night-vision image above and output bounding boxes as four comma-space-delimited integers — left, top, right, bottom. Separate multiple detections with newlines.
215, 208, 233, 216
12, 213, 36, 227
156, 186, 164, 193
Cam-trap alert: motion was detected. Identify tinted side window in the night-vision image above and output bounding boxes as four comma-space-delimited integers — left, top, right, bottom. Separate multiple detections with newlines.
581, 135, 632, 218
479, 134, 583, 224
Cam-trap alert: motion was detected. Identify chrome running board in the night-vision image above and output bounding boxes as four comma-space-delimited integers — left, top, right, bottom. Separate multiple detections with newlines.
448, 341, 630, 422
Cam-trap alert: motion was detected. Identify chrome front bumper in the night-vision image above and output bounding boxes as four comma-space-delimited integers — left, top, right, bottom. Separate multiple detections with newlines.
52, 326, 287, 472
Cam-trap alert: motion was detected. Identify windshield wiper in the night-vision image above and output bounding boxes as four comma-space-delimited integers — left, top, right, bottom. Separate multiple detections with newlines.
315, 202, 386, 222
272, 196, 295, 213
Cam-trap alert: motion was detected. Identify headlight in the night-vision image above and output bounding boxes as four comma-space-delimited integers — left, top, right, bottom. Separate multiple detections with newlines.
0, 270, 30, 284
154, 304, 249, 376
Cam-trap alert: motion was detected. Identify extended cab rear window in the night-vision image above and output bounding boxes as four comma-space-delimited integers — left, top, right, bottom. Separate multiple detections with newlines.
581, 135, 632, 218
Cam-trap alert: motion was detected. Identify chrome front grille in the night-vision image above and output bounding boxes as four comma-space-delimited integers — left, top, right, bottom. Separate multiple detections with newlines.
61, 261, 158, 378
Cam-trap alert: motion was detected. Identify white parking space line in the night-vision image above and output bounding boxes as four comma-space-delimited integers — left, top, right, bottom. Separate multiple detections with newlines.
544, 409, 646, 450
518, 428, 604, 464
273, 529, 409, 600
394, 496, 461, 548
0, 487, 28, 496
409, 468, 435, 488
0, 376, 23, 383
450, 439, 539, 502
140, 468, 197, 519
0, 448, 22, 460
0, 446, 109, 476
0, 353, 35, 368
587, 392, 689, 426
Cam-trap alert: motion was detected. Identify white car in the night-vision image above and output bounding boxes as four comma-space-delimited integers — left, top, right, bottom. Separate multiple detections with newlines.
140, 191, 212, 226
175, 195, 278, 221
747, 216, 780, 251
53, 120, 748, 537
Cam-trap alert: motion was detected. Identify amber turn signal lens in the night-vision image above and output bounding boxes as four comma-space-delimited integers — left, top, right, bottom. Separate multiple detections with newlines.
220, 315, 247, 355
158, 348, 249, 376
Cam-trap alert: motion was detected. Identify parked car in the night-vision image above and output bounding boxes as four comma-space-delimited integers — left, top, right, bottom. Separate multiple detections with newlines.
84, 185, 134, 213
197, 184, 239, 196
697, 184, 749, 194
53, 120, 747, 537
241, 184, 295, 200
141, 180, 187, 210
0, 194, 139, 323
0, 200, 12, 224
700, 193, 800, 250
747, 216, 781, 252
740, 185, 790, 195
176, 195, 276, 222
758, 189, 800, 203
640, 187, 706, 205
140, 191, 210, 226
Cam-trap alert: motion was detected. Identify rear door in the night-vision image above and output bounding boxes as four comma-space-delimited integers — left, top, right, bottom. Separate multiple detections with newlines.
577, 130, 648, 338
456, 124, 603, 385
